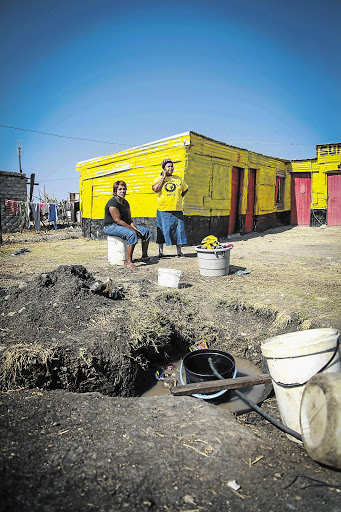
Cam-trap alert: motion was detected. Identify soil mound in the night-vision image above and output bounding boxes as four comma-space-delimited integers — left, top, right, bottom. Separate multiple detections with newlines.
1, 265, 106, 345
0, 265, 179, 395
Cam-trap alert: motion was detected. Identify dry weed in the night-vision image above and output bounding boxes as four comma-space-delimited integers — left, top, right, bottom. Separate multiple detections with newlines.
273, 312, 294, 329
129, 305, 173, 352
0, 343, 56, 388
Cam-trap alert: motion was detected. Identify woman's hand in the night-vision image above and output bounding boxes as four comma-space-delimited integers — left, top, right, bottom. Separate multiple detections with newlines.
130, 223, 142, 238
152, 172, 167, 192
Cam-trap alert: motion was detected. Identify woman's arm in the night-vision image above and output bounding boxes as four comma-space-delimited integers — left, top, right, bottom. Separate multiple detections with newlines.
130, 221, 142, 237
127, 206, 142, 236
152, 170, 167, 192
109, 206, 140, 234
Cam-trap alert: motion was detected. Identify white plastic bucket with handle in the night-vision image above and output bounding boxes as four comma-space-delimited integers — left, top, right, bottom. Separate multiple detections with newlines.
158, 268, 181, 288
261, 328, 340, 442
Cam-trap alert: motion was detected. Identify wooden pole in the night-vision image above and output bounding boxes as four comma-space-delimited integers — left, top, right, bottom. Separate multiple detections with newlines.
171, 374, 272, 396
18, 146, 22, 173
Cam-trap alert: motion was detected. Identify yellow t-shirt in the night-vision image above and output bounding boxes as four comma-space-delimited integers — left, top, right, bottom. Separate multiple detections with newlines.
153, 174, 188, 211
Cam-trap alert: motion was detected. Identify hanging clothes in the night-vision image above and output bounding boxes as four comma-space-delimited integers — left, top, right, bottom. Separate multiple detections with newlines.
48, 203, 59, 230
40, 203, 50, 216
30, 202, 41, 230
5, 199, 19, 215
25, 201, 31, 228
18, 201, 30, 229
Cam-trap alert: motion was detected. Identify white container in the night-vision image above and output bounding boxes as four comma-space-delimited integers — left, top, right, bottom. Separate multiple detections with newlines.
107, 236, 127, 265
300, 373, 341, 469
261, 328, 340, 442
158, 268, 181, 288
196, 246, 232, 277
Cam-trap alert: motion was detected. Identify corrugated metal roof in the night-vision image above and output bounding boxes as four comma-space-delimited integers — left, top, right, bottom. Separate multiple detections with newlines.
76, 131, 190, 166
290, 158, 317, 163
77, 130, 339, 167
189, 131, 290, 163
316, 142, 341, 148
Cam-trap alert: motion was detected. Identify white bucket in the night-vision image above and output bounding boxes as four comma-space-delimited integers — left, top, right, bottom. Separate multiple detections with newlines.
261, 328, 340, 442
107, 236, 127, 266
196, 245, 232, 277
158, 268, 181, 288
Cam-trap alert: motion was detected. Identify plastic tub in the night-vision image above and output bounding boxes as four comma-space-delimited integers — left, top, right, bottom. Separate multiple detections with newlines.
196, 245, 232, 277
182, 349, 235, 384
158, 268, 181, 288
181, 349, 235, 400
300, 373, 341, 469
261, 328, 340, 442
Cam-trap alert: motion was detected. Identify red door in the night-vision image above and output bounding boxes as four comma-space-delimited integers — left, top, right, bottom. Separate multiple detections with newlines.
327, 173, 341, 225
229, 167, 241, 234
245, 169, 256, 233
291, 173, 311, 225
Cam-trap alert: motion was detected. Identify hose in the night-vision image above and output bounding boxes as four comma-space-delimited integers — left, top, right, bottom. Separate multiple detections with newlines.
208, 357, 303, 442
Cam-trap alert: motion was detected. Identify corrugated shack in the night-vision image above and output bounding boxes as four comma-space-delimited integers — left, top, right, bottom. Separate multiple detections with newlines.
289, 143, 341, 226
76, 131, 292, 244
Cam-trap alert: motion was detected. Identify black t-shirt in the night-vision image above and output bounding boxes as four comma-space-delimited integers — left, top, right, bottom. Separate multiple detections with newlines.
104, 196, 132, 225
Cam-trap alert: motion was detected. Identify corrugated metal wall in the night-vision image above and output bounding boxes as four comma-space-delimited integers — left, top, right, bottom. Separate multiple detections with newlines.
77, 133, 190, 221
77, 130, 298, 238
185, 132, 290, 218
289, 143, 341, 213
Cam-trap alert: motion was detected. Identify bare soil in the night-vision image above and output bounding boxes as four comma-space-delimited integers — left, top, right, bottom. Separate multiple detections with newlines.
0, 225, 340, 511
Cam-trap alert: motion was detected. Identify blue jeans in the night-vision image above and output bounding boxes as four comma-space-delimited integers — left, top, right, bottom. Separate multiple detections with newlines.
156, 210, 187, 246
103, 223, 151, 246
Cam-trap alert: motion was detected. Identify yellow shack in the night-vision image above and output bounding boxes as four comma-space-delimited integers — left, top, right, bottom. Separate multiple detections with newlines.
76, 131, 292, 243
289, 143, 341, 226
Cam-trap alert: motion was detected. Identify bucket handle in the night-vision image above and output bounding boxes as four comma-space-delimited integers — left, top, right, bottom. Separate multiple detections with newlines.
213, 244, 234, 258
273, 337, 340, 389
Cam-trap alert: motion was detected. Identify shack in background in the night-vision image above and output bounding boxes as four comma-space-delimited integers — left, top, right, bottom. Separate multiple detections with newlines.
76, 132, 341, 244
289, 143, 341, 226
76, 131, 292, 244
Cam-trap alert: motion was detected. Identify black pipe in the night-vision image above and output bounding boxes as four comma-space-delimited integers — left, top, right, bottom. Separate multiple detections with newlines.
208, 357, 302, 442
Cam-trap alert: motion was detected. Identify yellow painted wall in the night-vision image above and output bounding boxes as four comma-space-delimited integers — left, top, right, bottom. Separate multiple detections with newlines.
77, 133, 190, 220
288, 143, 341, 210
77, 130, 292, 221
184, 132, 290, 217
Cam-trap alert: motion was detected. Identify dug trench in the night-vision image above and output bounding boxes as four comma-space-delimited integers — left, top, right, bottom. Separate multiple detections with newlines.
1, 265, 341, 511
0, 264, 299, 396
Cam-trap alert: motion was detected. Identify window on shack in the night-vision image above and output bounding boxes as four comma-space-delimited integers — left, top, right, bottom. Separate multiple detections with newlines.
275, 176, 285, 206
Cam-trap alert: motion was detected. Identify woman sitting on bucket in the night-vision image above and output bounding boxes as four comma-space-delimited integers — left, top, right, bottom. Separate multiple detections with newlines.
104, 180, 151, 269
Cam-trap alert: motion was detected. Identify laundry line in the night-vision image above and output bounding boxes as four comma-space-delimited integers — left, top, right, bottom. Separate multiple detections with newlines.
5, 199, 59, 230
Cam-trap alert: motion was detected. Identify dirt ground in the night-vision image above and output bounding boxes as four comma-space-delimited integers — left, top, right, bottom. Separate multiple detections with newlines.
0, 225, 341, 511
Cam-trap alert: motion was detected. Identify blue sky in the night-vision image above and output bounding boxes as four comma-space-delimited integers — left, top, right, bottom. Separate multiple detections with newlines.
1, 0, 340, 200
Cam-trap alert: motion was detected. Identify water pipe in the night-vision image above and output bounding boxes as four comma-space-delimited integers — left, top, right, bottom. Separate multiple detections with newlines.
208, 357, 302, 442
